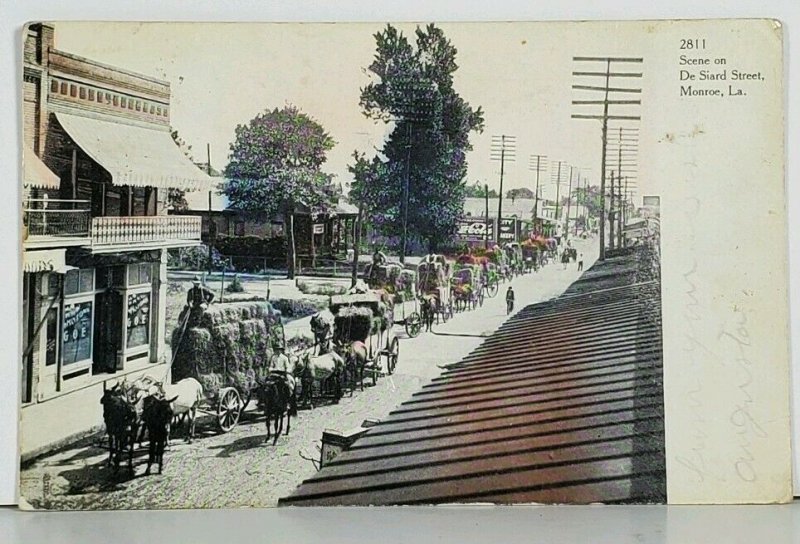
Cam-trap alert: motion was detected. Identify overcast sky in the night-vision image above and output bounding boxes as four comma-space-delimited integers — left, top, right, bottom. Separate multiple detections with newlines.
53, 21, 647, 201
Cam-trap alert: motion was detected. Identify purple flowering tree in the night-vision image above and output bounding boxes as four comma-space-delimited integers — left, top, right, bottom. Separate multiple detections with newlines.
223, 105, 336, 278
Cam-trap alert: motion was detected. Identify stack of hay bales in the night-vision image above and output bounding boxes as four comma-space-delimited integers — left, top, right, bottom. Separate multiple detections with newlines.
333, 305, 373, 345
171, 302, 284, 399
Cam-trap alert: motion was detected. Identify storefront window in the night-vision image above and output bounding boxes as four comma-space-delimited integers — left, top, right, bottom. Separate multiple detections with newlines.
126, 292, 150, 348
64, 268, 94, 296
127, 263, 152, 286
62, 301, 93, 365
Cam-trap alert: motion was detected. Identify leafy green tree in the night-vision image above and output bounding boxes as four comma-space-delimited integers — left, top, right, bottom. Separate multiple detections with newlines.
506, 187, 535, 200
223, 105, 336, 278
463, 181, 498, 198
352, 24, 484, 256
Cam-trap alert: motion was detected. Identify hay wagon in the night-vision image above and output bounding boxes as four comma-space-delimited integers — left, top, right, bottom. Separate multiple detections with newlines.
417, 255, 454, 323
170, 301, 286, 433
451, 265, 484, 312
330, 291, 400, 384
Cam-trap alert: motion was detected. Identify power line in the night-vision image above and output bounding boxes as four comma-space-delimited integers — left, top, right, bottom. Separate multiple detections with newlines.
571, 55, 643, 260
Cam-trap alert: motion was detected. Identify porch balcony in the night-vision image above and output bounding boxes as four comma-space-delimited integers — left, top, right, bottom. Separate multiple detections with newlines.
23, 200, 202, 252
89, 215, 202, 253
23, 199, 92, 249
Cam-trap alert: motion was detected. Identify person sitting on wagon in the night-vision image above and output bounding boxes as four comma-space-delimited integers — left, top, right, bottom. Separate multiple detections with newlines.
187, 275, 215, 310
269, 342, 297, 416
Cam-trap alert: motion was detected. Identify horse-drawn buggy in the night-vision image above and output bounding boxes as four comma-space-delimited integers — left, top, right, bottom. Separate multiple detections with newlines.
417, 253, 454, 329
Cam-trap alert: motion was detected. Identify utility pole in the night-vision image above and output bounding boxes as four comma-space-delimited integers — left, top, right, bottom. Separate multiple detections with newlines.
529, 154, 547, 235
394, 80, 434, 264
565, 166, 575, 242
609, 169, 616, 251
571, 56, 642, 261
206, 143, 214, 274
484, 183, 489, 249
551, 160, 567, 240
490, 134, 516, 244
400, 121, 412, 264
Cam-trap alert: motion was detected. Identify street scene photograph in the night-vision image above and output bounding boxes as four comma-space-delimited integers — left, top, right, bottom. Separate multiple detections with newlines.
19, 21, 663, 508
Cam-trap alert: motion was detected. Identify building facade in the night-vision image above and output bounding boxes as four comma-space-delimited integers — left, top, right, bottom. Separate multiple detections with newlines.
20, 24, 211, 459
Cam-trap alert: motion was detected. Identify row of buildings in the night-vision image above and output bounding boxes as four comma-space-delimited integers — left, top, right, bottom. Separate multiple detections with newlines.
20, 24, 214, 458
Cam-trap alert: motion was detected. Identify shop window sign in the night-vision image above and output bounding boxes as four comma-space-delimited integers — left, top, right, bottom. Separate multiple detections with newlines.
62, 302, 92, 365
126, 292, 150, 348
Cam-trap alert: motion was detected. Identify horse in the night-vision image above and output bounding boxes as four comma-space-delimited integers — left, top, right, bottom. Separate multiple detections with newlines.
341, 340, 369, 393
294, 350, 345, 408
258, 376, 292, 446
160, 378, 204, 443
419, 294, 437, 331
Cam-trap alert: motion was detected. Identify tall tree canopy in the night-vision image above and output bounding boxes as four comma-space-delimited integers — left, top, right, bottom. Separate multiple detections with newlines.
223, 105, 336, 277
351, 24, 484, 255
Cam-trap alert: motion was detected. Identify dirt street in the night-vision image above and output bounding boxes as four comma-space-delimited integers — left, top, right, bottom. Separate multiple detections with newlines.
20, 238, 596, 510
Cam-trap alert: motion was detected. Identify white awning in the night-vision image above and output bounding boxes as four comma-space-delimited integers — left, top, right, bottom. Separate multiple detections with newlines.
23, 249, 68, 274
23, 150, 60, 189
55, 112, 213, 192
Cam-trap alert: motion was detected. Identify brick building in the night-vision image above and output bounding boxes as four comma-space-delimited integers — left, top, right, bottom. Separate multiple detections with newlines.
20, 24, 212, 459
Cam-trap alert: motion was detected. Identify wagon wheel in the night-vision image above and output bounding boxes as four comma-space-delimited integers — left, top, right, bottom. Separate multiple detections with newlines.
486, 280, 499, 298
405, 312, 422, 338
387, 337, 400, 374
216, 387, 242, 433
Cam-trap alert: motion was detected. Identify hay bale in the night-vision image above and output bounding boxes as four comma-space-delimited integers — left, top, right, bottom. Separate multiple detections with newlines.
333, 306, 373, 343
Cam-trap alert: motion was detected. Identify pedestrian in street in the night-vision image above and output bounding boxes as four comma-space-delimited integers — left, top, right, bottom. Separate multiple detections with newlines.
578, 253, 584, 271
269, 342, 297, 416
505, 285, 515, 315
561, 250, 570, 270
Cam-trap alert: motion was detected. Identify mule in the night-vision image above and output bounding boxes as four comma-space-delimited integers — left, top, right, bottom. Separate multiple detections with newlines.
100, 384, 141, 476
259, 377, 292, 446
142, 394, 178, 475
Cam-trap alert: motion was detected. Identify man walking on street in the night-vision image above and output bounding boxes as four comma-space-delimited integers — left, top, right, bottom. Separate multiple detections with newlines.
505, 285, 515, 315
578, 253, 584, 271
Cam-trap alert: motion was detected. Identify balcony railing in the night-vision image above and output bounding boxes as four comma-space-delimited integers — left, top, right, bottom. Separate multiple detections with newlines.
91, 215, 202, 248
23, 199, 91, 239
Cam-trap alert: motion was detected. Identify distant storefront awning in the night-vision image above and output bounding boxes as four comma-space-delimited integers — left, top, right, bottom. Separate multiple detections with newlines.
55, 112, 213, 192
23, 248, 67, 274
23, 150, 60, 189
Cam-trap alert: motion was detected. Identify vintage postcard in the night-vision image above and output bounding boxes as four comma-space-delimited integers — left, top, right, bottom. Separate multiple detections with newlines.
17, 19, 790, 509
